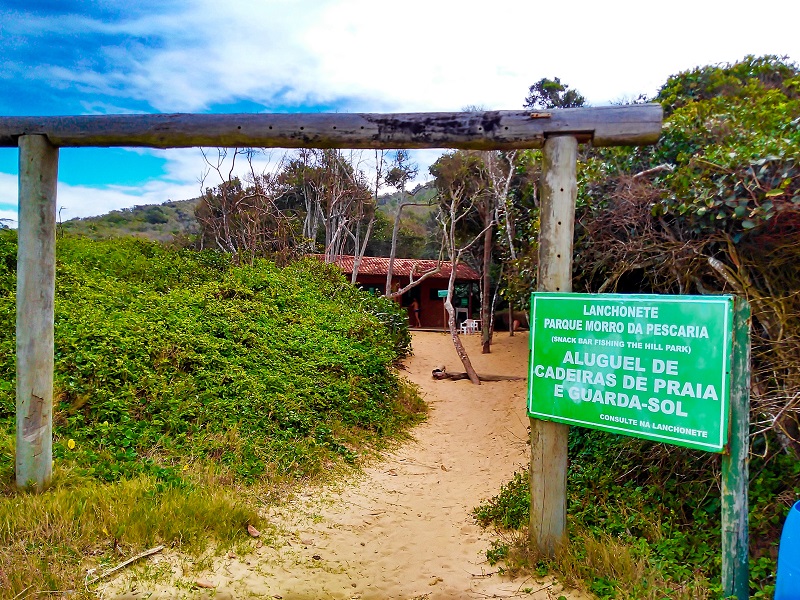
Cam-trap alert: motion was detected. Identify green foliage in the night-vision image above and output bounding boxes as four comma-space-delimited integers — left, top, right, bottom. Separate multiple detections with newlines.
485, 539, 510, 566
144, 206, 170, 224
524, 77, 586, 110
0, 233, 422, 486
473, 470, 529, 530
366, 202, 433, 259
580, 55, 800, 239
656, 55, 800, 116
483, 54, 800, 599
358, 290, 413, 359
474, 428, 800, 597
0, 231, 421, 593
377, 181, 437, 211
653, 83, 800, 236
56, 178, 439, 262
60, 199, 200, 242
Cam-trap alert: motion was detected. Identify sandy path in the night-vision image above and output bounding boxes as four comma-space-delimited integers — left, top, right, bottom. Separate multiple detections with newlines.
110, 332, 586, 599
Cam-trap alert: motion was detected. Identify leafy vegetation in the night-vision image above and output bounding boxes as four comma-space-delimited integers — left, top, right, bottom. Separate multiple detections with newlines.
370, 182, 439, 259
477, 55, 800, 598
60, 199, 200, 242
0, 231, 422, 593
7, 52, 799, 598
61, 178, 437, 260
475, 429, 800, 598
574, 56, 800, 452
524, 76, 587, 110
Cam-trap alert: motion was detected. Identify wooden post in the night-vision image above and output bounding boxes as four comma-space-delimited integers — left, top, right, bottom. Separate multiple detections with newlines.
721, 297, 751, 599
16, 135, 58, 491
529, 135, 578, 555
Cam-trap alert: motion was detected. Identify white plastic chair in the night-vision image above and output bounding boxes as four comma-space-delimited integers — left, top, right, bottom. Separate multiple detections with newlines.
459, 319, 479, 335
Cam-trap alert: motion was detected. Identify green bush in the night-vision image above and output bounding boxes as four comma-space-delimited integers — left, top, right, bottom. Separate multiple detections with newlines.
474, 427, 800, 597
0, 232, 421, 485
474, 469, 529, 530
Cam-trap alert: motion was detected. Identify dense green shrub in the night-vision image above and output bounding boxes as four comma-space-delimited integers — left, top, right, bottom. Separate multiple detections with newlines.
0, 232, 421, 485
474, 428, 800, 597
481, 56, 800, 598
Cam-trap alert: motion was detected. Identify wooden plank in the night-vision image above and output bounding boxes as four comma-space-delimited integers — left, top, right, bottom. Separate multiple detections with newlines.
16, 135, 58, 491
721, 297, 751, 599
529, 135, 577, 556
0, 105, 662, 150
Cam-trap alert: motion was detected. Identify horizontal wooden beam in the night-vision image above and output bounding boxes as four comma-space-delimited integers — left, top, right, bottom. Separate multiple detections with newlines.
0, 105, 662, 150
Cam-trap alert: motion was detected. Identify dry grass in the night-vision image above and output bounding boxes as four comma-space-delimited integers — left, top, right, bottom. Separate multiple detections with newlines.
557, 529, 712, 600
492, 526, 713, 600
0, 465, 260, 598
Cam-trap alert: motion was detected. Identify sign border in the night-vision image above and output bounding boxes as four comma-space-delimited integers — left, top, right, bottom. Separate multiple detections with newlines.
527, 292, 733, 452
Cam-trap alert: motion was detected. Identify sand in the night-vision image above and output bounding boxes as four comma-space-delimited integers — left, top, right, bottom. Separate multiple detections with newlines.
107, 331, 588, 599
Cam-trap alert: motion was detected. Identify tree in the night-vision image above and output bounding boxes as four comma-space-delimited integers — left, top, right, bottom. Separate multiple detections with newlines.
383, 150, 434, 297
197, 148, 384, 268
524, 77, 586, 110
196, 148, 298, 264
275, 149, 373, 261
430, 152, 495, 384
476, 150, 521, 351
351, 150, 386, 283
428, 149, 518, 353
574, 55, 800, 458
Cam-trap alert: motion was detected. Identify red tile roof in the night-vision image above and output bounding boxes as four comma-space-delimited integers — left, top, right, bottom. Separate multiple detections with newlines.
312, 255, 480, 281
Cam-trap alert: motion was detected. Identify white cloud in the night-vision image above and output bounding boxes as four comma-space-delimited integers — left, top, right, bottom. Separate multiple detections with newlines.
303, 0, 800, 110
22, 1, 326, 113
0, 170, 197, 224
0, 209, 16, 227
14, 0, 800, 114
5, 0, 799, 219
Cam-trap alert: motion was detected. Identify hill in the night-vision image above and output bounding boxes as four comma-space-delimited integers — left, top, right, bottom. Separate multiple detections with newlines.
56, 182, 441, 259
377, 181, 438, 215
59, 198, 200, 241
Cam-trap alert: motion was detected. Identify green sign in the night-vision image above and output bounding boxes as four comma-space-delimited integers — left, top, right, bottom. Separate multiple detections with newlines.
437, 289, 448, 298
528, 293, 734, 452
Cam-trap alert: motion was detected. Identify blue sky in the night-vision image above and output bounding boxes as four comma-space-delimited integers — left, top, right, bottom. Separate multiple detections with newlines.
1, 0, 799, 225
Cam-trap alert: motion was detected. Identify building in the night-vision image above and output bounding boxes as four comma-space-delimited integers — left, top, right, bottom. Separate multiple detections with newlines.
318, 255, 481, 329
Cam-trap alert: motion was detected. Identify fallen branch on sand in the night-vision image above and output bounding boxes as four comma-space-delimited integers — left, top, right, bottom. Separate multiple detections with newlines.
431, 366, 525, 382
87, 545, 165, 585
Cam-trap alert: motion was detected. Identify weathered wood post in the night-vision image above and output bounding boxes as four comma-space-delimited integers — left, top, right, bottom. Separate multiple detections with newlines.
16, 135, 58, 491
722, 297, 751, 600
529, 135, 577, 554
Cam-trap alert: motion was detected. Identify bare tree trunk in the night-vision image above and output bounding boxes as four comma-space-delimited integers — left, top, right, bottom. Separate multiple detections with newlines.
385, 194, 404, 294
352, 150, 385, 283
440, 188, 482, 385
487, 151, 518, 339
493, 151, 518, 261
382, 202, 438, 298
490, 262, 502, 338
384, 150, 418, 296
445, 267, 480, 385
481, 223, 493, 353
352, 215, 374, 284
